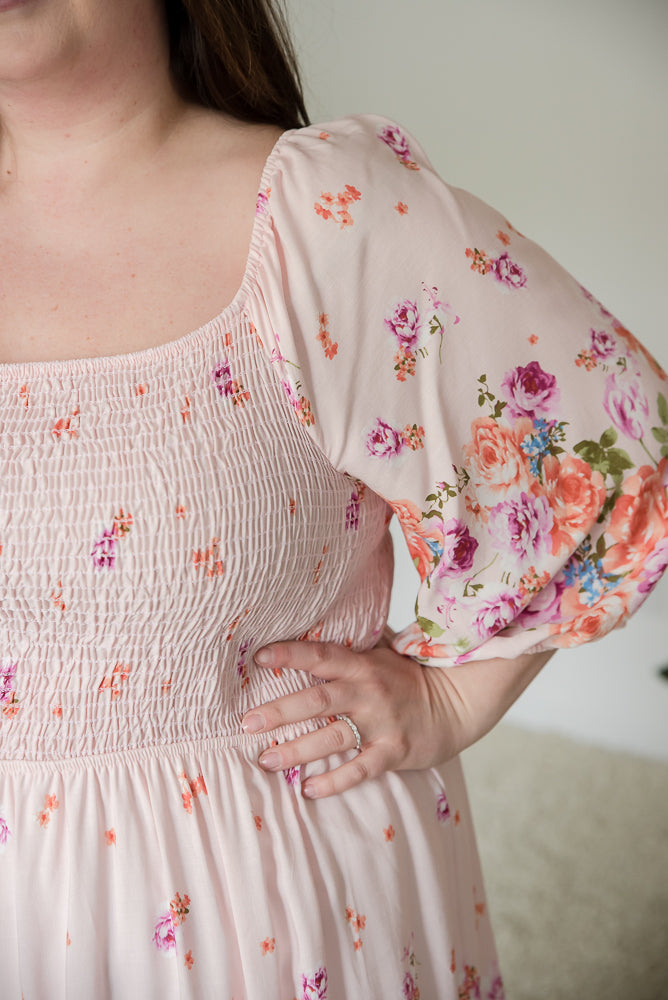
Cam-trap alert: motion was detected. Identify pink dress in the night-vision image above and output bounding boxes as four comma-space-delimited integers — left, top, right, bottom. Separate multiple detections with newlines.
0, 115, 666, 999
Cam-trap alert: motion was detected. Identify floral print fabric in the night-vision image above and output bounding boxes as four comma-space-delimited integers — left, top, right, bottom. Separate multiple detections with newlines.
262, 114, 668, 665
0, 113, 664, 998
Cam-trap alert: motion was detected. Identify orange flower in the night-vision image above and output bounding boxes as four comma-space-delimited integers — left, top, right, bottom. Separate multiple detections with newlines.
463, 416, 533, 496
383, 825, 395, 842
253, 814, 263, 831
353, 939, 363, 951
613, 323, 667, 381
496, 230, 510, 246
602, 460, 668, 575
528, 334, 539, 346
184, 950, 194, 970
37, 810, 50, 828
260, 937, 275, 955
45, 794, 59, 811
105, 828, 116, 846
551, 586, 632, 647
542, 454, 607, 556
395, 201, 408, 215
387, 499, 442, 582
182, 791, 193, 814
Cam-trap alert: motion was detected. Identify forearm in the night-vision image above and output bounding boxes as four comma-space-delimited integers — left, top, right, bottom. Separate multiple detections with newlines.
423, 648, 557, 754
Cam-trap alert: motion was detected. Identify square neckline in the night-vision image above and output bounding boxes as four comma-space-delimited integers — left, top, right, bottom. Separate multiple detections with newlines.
0, 124, 296, 382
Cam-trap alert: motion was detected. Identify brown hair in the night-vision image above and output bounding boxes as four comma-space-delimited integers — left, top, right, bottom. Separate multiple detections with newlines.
164, 0, 310, 131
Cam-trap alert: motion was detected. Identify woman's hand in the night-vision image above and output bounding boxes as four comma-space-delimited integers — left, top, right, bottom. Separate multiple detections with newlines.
241, 638, 554, 799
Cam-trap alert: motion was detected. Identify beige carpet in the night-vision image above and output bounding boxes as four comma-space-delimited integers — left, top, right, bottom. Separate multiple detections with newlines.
462, 724, 668, 1000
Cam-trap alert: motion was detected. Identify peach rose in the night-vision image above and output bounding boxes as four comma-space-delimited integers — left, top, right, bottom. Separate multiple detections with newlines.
463, 416, 533, 497
602, 459, 668, 575
543, 453, 607, 555
550, 586, 633, 647
388, 499, 443, 582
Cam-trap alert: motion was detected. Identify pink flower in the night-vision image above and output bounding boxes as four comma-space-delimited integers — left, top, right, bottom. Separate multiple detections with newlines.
365, 418, 405, 458
256, 190, 269, 216
302, 965, 328, 999
638, 539, 668, 595
283, 765, 300, 786
152, 911, 177, 953
515, 577, 565, 626
402, 971, 419, 999
211, 359, 233, 397
487, 975, 506, 999
488, 492, 554, 564
436, 519, 479, 577
0, 814, 11, 848
590, 328, 616, 359
378, 124, 415, 165
501, 361, 560, 419
91, 528, 117, 569
491, 252, 527, 289
0, 661, 17, 703
436, 791, 451, 822
603, 370, 650, 440
384, 300, 421, 350
472, 589, 523, 641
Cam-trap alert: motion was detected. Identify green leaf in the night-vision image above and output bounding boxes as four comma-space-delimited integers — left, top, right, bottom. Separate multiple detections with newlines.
606, 447, 634, 476
478, 374, 487, 383
658, 392, 668, 426
651, 426, 668, 444
599, 428, 617, 448
661, 445, 668, 459
478, 394, 486, 407
573, 440, 605, 466
595, 533, 607, 559
416, 616, 445, 638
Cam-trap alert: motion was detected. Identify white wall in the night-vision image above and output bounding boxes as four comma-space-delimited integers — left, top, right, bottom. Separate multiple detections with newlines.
287, 0, 668, 760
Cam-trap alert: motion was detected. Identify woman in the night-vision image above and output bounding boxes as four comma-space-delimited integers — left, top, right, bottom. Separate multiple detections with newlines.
0, 1, 666, 997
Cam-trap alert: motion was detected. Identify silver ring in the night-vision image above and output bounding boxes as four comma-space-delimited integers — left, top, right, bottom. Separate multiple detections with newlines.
335, 713, 362, 752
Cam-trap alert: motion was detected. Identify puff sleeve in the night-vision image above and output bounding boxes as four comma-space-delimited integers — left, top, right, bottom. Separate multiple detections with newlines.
256, 114, 668, 666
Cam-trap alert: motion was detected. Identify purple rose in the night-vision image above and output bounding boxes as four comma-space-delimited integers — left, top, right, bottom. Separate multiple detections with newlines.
491, 252, 527, 289
365, 418, 404, 458
384, 300, 421, 350
603, 370, 649, 440
152, 911, 176, 953
91, 528, 117, 570
283, 765, 300, 786
501, 361, 560, 419
488, 975, 506, 1000
436, 518, 479, 577
472, 589, 523, 641
638, 539, 668, 595
255, 190, 269, 216
436, 791, 451, 822
402, 971, 419, 1000
302, 966, 328, 999
0, 661, 17, 703
211, 359, 233, 397
378, 124, 412, 163
0, 814, 11, 849
590, 328, 616, 359
515, 577, 565, 626
488, 492, 554, 564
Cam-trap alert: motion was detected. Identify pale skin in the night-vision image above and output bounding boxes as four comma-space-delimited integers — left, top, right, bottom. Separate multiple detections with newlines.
1, 0, 555, 799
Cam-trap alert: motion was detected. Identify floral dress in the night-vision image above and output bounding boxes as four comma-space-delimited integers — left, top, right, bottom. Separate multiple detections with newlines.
0, 114, 666, 1000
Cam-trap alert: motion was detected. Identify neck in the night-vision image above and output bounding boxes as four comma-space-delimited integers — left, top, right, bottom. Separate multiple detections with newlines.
0, 4, 186, 199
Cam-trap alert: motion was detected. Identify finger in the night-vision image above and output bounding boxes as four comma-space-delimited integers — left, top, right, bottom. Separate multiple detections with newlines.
241, 680, 346, 734
257, 719, 358, 771
301, 746, 387, 799
254, 640, 358, 680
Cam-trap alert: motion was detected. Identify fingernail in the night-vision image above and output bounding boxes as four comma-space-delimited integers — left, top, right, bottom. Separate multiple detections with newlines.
302, 782, 318, 799
258, 750, 281, 770
254, 647, 274, 666
242, 713, 266, 734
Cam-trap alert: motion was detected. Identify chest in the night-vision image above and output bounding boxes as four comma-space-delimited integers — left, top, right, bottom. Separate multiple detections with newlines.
0, 174, 257, 365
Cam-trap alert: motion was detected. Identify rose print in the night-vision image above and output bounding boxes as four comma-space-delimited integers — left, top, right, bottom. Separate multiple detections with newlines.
0, 812, 11, 851
401, 935, 421, 999
365, 418, 405, 458
515, 576, 565, 626
256, 188, 270, 215
0, 660, 16, 703
487, 492, 554, 564
211, 358, 251, 407
491, 251, 527, 289
488, 975, 506, 999
603, 370, 650, 440
316, 313, 338, 360
602, 460, 668, 576
435, 518, 478, 577
436, 791, 451, 822
153, 911, 177, 953
377, 124, 420, 170
472, 588, 523, 641
91, 509, 133, 570
501, 361, 560, 420
385, 300, 421, 352
542, 453, 607, 555
590, 328, 616, 359
170, 892, 191, 927
301, 966, 328, 999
